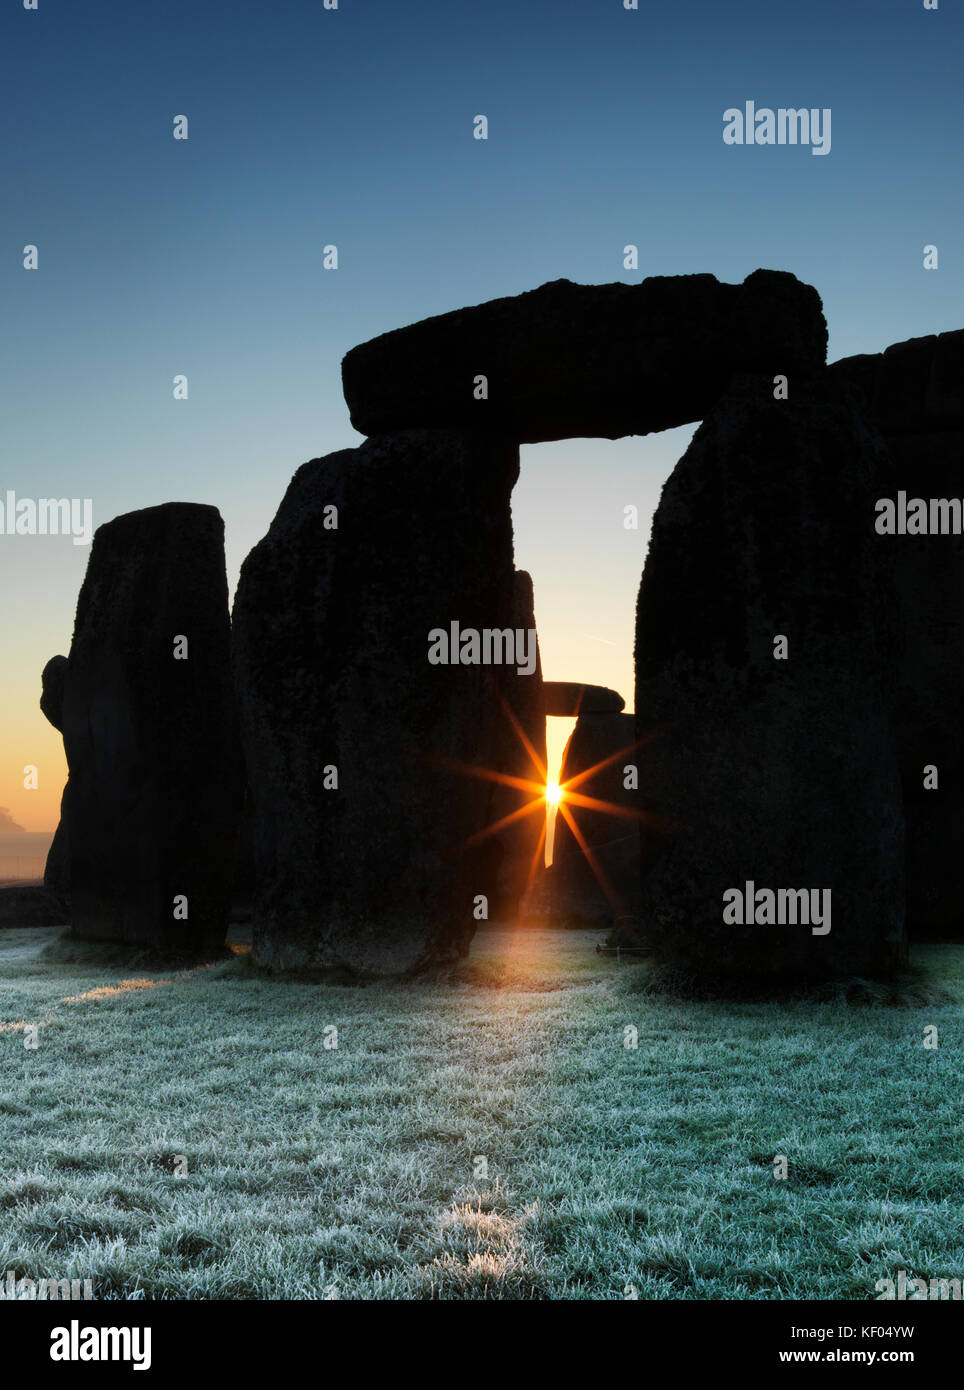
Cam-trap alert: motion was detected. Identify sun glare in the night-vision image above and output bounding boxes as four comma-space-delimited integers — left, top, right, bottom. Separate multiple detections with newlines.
545, 781, 563, 806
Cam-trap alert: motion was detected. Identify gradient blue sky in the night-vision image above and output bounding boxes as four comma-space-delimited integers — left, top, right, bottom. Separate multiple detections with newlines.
2, 0, 961, 829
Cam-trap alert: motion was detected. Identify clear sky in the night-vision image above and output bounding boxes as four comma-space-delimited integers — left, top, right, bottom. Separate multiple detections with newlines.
1, 0, 961, 831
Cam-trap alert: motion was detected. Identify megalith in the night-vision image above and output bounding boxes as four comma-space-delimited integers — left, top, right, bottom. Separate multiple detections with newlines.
487, 570, 547, 920
543, 682, 625, 716
342, 270, 827, 443
549, 711, 642, 927
62, 503, 243, 955
634, 373, 905, 984
40, 655, 68, 732
43, 789, 71, 909
833, 330, 964, 938
39, 655, 71, 908
232, 429, 526, 974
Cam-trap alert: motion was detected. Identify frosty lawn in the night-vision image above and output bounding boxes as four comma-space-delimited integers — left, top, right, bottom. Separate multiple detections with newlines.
1, 927, 961, 1300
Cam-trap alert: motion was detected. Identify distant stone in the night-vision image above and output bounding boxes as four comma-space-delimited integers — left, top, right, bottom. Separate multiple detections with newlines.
554, 714, 638, 855
634, 373, 905, 984
43, 787, 71, 909
40, 656, 68, 733
40, 655, 71, 908
342, 270, 827, 443
233, 430, 525, 974
549, 712, 641, 926
0, 885, 68, 927
62, 503, 243, 956
543, 682, 625, 717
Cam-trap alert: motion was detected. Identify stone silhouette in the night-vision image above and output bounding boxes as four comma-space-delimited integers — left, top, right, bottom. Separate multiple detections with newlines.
35, 270, 960, 983
543, 682, 625, 716
233, 430, 523, 974
62, 503, 243, 956
549, 711, 642, 928
43, 791, 71, 909
40, 656, 68, 732
634, 373, 905, 983
0, 885, 70, 928
343, 270, 827, 443
831, 329, 964, 435
487, 571, 547, 920
39, 656, 71, 908
833, 330, 964, 939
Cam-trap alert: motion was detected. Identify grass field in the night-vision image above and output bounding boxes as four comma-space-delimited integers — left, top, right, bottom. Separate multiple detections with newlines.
1, 925, 962, 1300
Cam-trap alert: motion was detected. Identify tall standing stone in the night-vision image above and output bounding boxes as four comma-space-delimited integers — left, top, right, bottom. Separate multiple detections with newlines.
833, 331, 964, 938
634, 375, 905, 984
62, 504, 243, 955
488, 570, 547, 919
232, 430, 523, 974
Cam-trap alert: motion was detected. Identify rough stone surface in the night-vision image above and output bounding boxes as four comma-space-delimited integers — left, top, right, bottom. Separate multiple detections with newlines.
549, 713, 642, 926
832, 330, 964, 435
543, 682, 625, 716
489, 571, 547, 919
633, 374, 905, 983
62, 503, 243, 955
40, 656, 71, 907
834, 332, 964, 938
232, 430, 523, 974
343, 270, 828, 443
43, 786, 71, 909
40, 656, 68, 733
880, 430, 964, 937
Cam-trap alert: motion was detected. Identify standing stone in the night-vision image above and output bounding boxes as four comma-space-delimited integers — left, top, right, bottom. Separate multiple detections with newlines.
0, 885, 71, 928
884, 432, 964, 937
40, 656, 68, 732
232, 430, 522, 974
549, 712, 641, 927
634, 374, 905, 985
43, 788, 71, 908
342, 270, 827, 443
62, 504, 243, 955
39, 655, 71, 908
833, 333, 964, 939
488, 570, 547, 919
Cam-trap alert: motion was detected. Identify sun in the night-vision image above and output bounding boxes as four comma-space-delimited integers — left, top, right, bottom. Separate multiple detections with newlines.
545, 780, 563, 806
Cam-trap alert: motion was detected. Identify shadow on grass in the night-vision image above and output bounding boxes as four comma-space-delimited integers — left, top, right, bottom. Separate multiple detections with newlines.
612, 956, 958, 1006
38, 929, 233, 971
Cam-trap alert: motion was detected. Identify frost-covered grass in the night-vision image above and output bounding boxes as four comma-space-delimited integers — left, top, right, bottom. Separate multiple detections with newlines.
0, 926, 961, 1300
